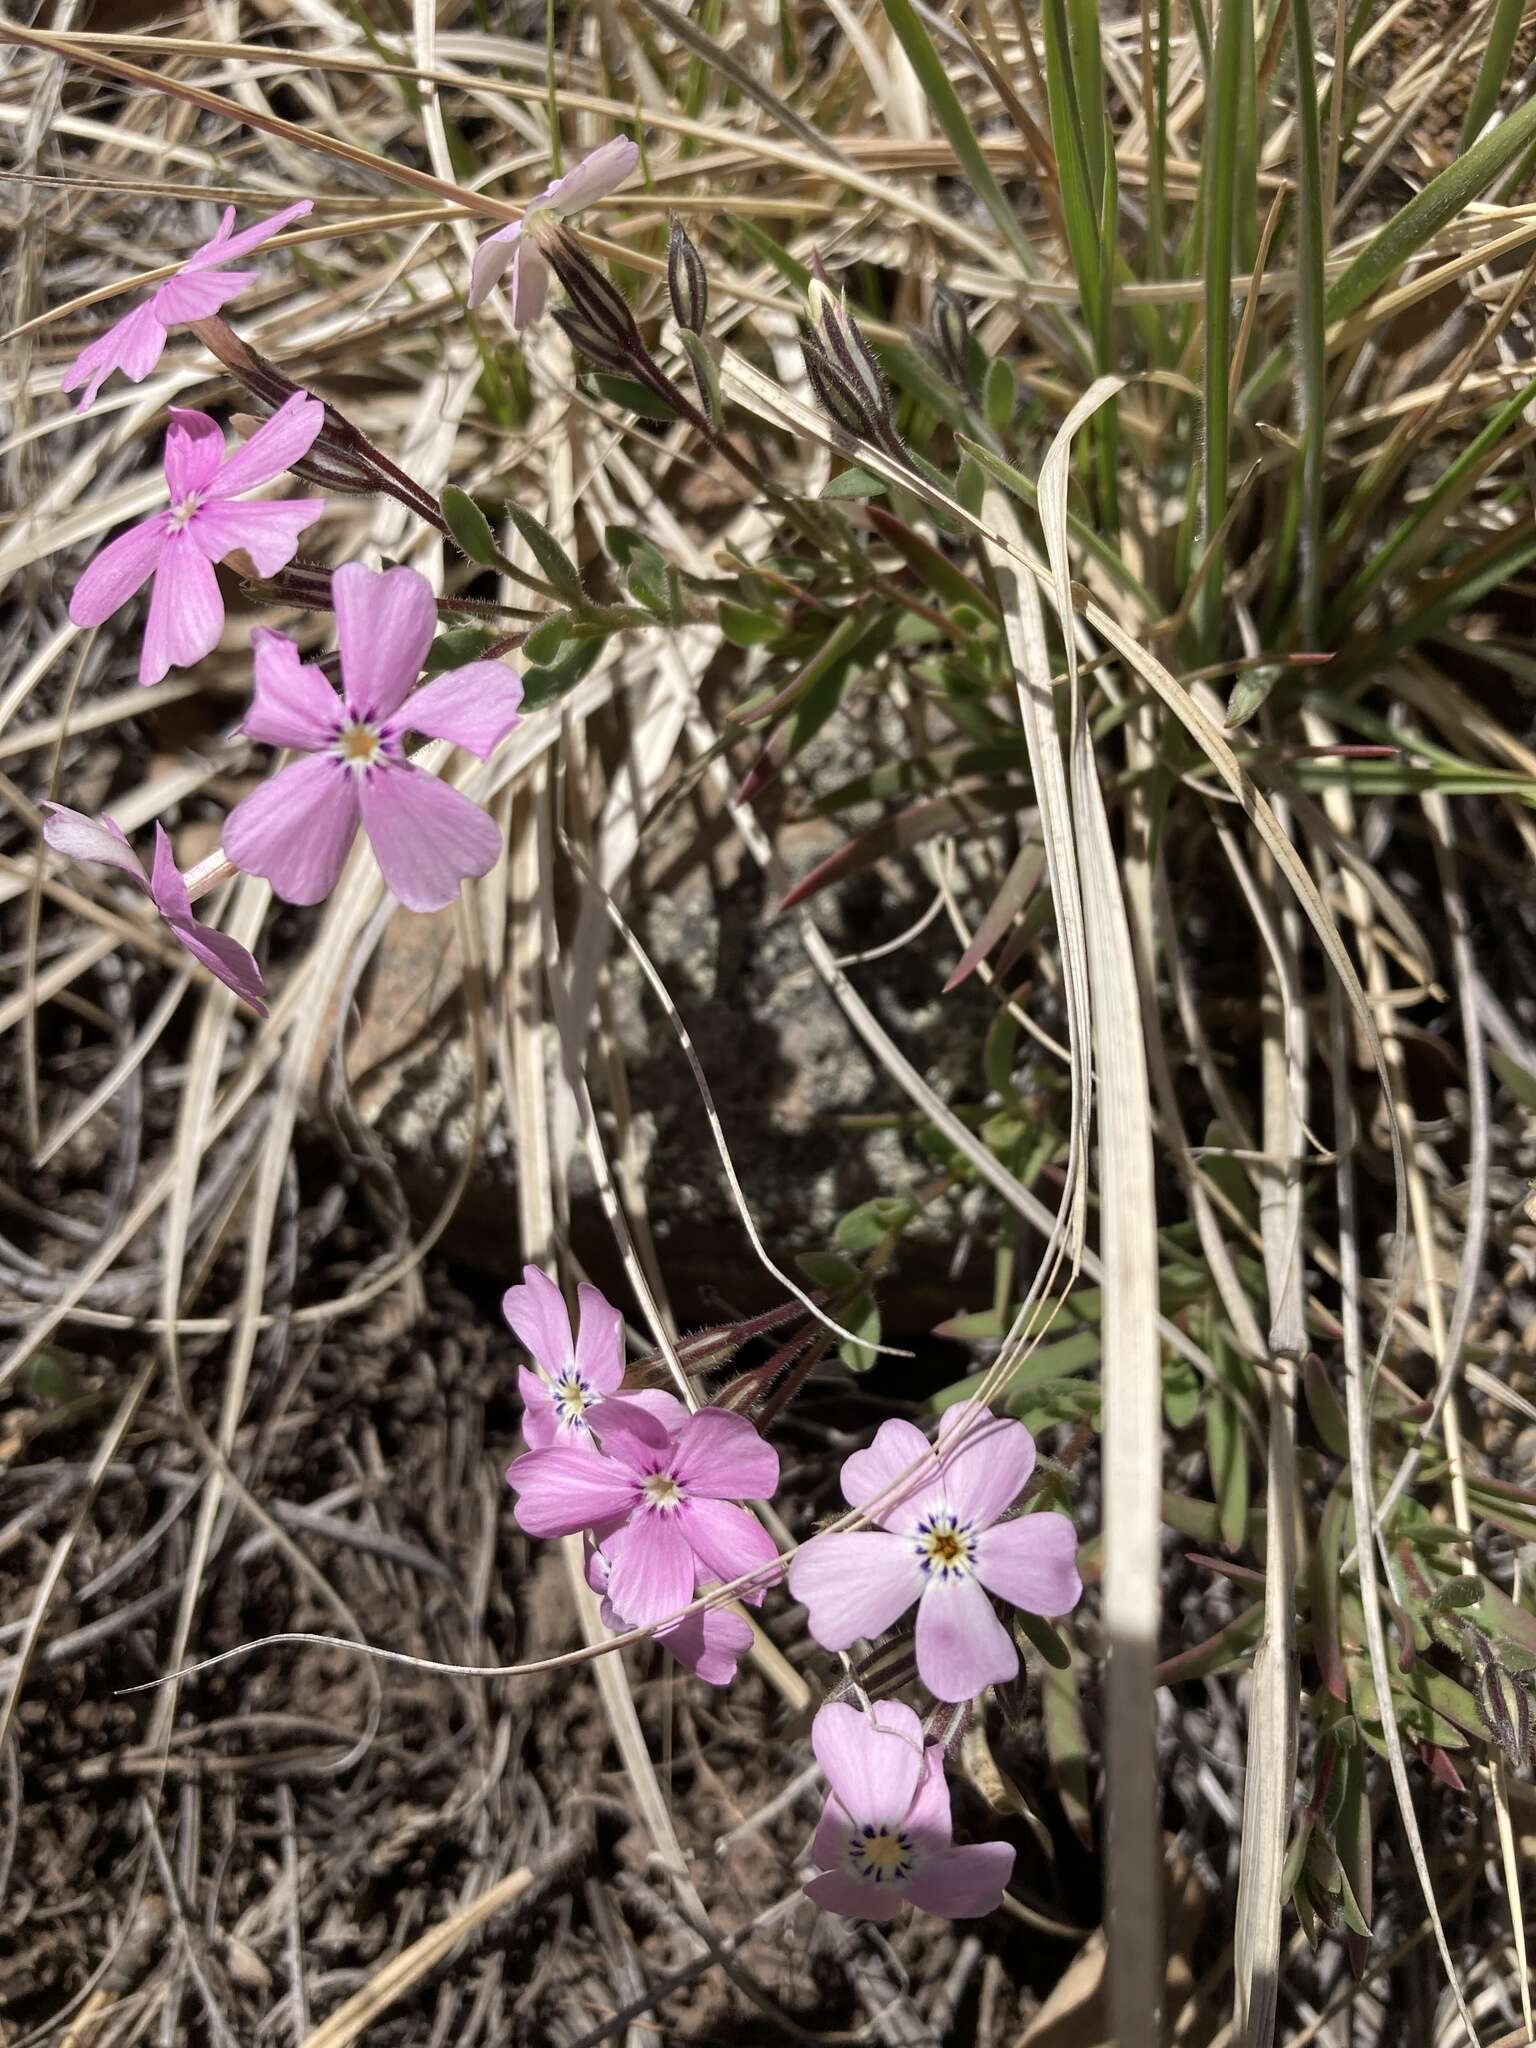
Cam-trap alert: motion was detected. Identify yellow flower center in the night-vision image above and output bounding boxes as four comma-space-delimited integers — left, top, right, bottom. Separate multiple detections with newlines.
850, 1825, 914, 1884
338, 721, 382, 766
167, 494, 202, 532
642, 1472, 681, 1511
555, 1374, 590, 1422
914, 1511, 974, 1583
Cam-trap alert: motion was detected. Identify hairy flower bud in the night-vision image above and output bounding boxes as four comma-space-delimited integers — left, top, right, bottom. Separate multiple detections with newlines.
553, 306, 645, 376
533, 217, 643, 355
930, 284, 973, 393
808, 276, 889, 430
1471, 1631, 1533, 1768
800, 326, 879, 440
667, 214, 708, 334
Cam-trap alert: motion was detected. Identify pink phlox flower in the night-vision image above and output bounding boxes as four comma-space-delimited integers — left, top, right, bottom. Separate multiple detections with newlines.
61, 200, 314, 412
222, 561, 524, 913
505, 1265, 688, 1449
68, 395, 326, 686
504, 1400, 781, 1628
804, 1699, 1014, 1921
586, 1541, 753, 1687
787, 1402, 1082, 1704
41, 803, 267, 1015
468, 138, 640, 327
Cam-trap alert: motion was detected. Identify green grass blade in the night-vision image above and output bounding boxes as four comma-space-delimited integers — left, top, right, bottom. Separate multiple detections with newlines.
1460, 0, 1524, 146
1196, 0, 1246, 658
1290, 0, 1327, 641
877, 0, 1044, 280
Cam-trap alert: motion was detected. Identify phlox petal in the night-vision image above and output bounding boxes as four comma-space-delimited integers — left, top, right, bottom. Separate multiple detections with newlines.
787, 1530, 921, 1650
147, 824, 194, 924
183, 198, 312, 271
468, 221, 521, 309
573, 1281, 625, 1393
212, 392, 325, 497
618, 1388, 690, 1434
167, 916, 269, 1014
587, 1397, 673, 1474
503, 1265, 577, 1375
190, 494, 325, 576
139, 533, 223, 684
904, 1841, 1015, 1920
401, 662, 524, 758
41, 805, 145, 887
516, 1365, 559, 1449
914, 1574, 1017, 1702
546, 136, 640, 214
656, 1599, 753, 1686
506, 239, 550, 329
163, 409, 225, 500
154, 267, 255, 324
223, 755, 360, 905
839, 1417, 937, 1532
61, 302, 168, 410
973, 1512, 1082, 1618
357, 763, 502, 913
333, 562, 437, 721
504, 1446, 638, 1538
69, 515, 169, 629
812, 1699, 925, 1829
242, 630, 342, 750
904, 1744, 954, 1853
601, 1512, 696, 1627
671, 1407, 779, 1501
933, 1401, 1035, 1528
677, 1497, 779, 1601
804, 1869, 906, 1922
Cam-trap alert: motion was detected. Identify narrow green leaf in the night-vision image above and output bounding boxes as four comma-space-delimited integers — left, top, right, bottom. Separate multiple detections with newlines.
441, 484, 500, 568
1461, 0, 1524, 146
507, 504, 585, 602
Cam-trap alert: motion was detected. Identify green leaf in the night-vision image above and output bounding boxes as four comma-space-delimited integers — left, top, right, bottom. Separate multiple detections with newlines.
838, 1291, 881, 1371
719, 601, 780, 646
983, 356, 1017, 430
523, 613, 572, 664
1460, 0, 1524, 147
507, 505, 584, 602
1041, 1643, 1094, 1847
678, 329, 722, 427
797, 1250, 859, 1290
819, 465, 888, 501
520, 631, 603, 710
833, 1196, 917, 1252
423, 624, 499, 674
589, 373, 678, 422
441, 484, 500, 568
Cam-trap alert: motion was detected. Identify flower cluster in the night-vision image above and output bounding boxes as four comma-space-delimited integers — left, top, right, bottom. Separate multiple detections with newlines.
501, 1273, 1084, 1925
46, 144, 636, 1008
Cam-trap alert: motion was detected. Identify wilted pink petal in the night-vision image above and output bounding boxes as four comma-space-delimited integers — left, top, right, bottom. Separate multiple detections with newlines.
214, 392, 326, 496
153, 267, 257, 326
241, 631, 343, 751
467, 137, 637, 327
40, 804, 145, 884
69, 516, 171, 629
223, 755, 360, 905
44, 809, 265, 1014
163, 409, 225, 500
333, 561, 436, 720
139, 532, 223, 684
356, 765, 503, 913
402, 664, 525, 758
972, 1513, 1082, 1617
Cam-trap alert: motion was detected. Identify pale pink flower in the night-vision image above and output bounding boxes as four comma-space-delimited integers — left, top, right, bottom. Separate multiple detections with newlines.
41, 804, 266, 1014
805, 1700, 1014, 1920
68, 396, 326, 686
61, 201, 313, 411
222, 563, 523, 913
587, 1542, 754, 1686
505, 1265, 688, 1449
787, 1403, 1082, 1704
504, 1401, 780, 1628
468, 138, 640, 327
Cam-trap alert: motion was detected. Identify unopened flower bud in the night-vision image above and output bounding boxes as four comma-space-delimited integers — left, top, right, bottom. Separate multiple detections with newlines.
534, 217, 643, 355
800, 327, 878, 440
553, 306, 644, 376
667, 214, 708, 334
809, 278, 888, 429
930, 284, 973, 394
1472, 1632, 1533, 1768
